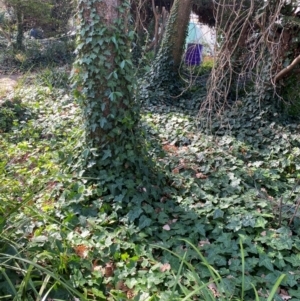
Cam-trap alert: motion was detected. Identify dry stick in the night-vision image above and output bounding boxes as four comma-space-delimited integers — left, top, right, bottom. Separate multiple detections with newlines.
200, 0, 255, 124
274, 53, 300, 83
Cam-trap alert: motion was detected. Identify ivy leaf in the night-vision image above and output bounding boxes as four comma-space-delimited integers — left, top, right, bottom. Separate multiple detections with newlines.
111, 36, 118, 47
31, 235, 48, 243
139, 215, 152, 229
128, 208, 143, 221
254, 216, 268, 228
259, 254, 274, 271
100, 117, 107, 128
213, 209, 224, 219
102, 149, 111, 160
120, 60, 125, 69
115, 194, 124, 202
194, 223, 206, 236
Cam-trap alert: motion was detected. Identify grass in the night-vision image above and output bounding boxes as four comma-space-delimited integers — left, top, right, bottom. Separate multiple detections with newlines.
1, 66, 300, 300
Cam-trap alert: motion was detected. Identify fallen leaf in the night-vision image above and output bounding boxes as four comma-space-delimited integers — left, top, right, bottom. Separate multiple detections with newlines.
160, 263, 171, 272
208, 282, 219, 297
198, 240, 210, 247
163, 224, 171, 231
74, 245, 89, 259
279, 288, 292, 300
103, 262, 115, 277
172, 168, 180, 174
195, 173, 208, 179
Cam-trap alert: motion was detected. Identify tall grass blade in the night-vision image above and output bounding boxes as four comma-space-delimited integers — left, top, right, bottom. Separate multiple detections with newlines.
171, 251, 187, 298
0, 254, 88, 300
266, 274, 286, 301
250, 283, 260, 301
0, 267, 20, 301
239, 238, 245, 300
38, 274, 51, 301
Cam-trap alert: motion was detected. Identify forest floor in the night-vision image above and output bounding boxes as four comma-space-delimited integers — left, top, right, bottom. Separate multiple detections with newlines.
0, 74, 20, 95
1, 67, 300, 300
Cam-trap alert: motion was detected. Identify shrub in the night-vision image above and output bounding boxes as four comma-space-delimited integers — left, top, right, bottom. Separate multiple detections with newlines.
0, 99, 31, 132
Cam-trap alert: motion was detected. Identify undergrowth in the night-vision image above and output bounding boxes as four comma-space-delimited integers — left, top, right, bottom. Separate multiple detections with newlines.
1, 67, 300, 300
0, 37, 75, 73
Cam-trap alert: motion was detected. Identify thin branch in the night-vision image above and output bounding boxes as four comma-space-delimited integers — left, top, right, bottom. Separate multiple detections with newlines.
274, 53, 300, 83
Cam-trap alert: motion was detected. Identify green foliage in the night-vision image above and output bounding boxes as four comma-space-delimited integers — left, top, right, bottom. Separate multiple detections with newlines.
0, 72, 87, 299
139, 0, 188, 105
0, 38, 75, 71
1, 67, 300, 300
2, 0, 75, 37
153, 239, 286, 301
71, 0, 166, 219
279, 73, 300, 116
2, 1, 300, 299
193, 57, 214, 76
0, 98, 32, 132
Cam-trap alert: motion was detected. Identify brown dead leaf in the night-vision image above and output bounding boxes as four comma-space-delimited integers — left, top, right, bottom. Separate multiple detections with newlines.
172, 168, 180, 174
116, 281, 128, 291
115, 282, 135, 299
195, 173, 208, 179
163, 144, 178, 153
208, 282, 219, 297
279, 288, 292, 300
127, 290, 135, 299
198, 240, 210, 247
74, 245, 89, 259
103, 262, 115, 277
160, 263, 171, 272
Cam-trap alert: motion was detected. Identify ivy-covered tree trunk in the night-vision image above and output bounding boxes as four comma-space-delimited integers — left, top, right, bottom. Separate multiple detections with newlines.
72, 0, 161, 205
166, 0, 193, 70
156, 0, 192, 70
4, 0, 25, 50
142, 0, 193, 101
15, 7, 24, 50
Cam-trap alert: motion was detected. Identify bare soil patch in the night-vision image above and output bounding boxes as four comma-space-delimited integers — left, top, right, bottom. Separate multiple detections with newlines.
0, 74, 21, 95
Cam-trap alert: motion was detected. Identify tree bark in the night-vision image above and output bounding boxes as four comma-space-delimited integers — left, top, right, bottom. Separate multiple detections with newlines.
72, 0, 163, 204
75, 0, 135, 147
72, 0, 144, 174
143, 0, 192, 101
169, 0, 193, 69
15, 7, 24, 50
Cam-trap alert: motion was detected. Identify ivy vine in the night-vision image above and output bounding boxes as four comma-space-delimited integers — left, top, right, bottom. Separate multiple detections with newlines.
70, 0, 165, 210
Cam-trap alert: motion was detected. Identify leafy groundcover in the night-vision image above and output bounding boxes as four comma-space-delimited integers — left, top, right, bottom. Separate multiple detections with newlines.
1, 68, 300, 300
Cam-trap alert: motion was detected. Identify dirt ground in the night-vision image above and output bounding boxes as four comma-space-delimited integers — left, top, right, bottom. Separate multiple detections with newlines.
0, 74, 21, 95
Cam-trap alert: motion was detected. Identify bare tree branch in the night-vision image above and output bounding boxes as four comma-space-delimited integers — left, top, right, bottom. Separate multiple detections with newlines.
274, 53, 300, 83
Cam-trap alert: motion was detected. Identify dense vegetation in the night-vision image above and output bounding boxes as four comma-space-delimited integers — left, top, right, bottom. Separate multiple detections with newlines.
1, 0, 300, 300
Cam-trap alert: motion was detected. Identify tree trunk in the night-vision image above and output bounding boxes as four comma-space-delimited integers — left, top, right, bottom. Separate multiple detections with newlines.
15, 7, 24, 50
169, 0, 193, 69
158, 0, 192, 70
73, 0, 136, 149
72, 0, 161, 203
142, 0, 192, 102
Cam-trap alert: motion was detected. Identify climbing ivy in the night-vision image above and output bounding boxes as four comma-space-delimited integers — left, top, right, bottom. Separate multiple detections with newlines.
139, 0, 189, 105
70, 0, 164, 209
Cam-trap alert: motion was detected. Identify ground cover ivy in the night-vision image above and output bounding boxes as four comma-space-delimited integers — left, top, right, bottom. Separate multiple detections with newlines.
1, 65, 300, 300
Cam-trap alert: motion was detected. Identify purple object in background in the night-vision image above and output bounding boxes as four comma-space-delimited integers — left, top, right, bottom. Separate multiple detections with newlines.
185, 43, 203, 66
